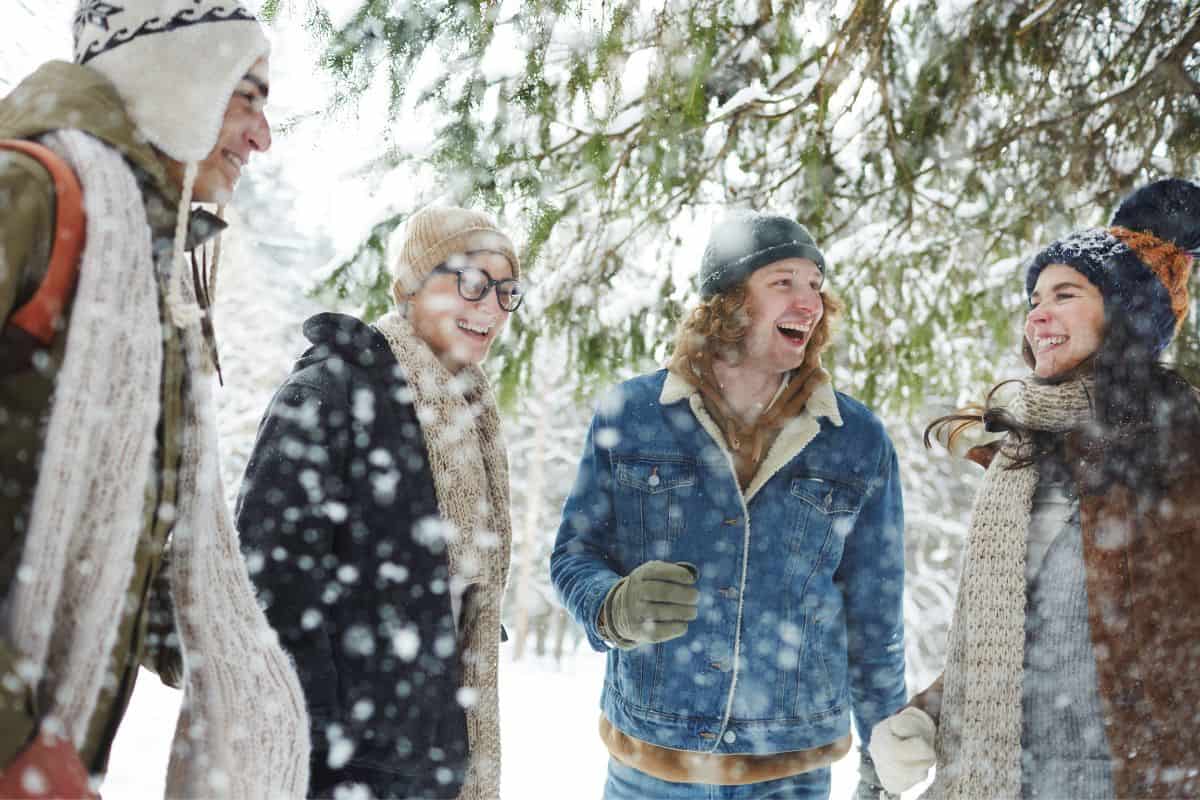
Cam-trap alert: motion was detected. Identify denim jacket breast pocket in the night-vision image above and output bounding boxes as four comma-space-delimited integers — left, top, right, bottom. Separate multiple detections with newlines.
612, 456, 696, 563
790, 475, 864, 525
786, 474, 865, 570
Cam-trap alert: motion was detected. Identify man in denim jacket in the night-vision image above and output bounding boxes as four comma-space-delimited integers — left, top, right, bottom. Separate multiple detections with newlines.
551, 211, 906, 799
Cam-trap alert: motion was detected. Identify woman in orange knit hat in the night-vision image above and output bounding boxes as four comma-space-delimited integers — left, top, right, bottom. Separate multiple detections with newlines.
870, 178, 1200, 800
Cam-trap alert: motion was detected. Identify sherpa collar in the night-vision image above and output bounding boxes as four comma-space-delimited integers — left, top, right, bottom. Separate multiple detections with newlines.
660, 368, 842, 425
660, 368, 842, 502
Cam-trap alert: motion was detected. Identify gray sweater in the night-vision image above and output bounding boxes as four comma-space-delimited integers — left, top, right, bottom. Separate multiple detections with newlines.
1020, 467, 1114, 799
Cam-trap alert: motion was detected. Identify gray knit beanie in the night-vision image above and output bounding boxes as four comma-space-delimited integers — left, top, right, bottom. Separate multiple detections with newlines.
699, 211, 826, 299
391, 206, 520, 297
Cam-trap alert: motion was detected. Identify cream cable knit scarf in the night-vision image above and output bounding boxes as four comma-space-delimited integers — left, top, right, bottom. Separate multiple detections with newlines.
930, 376, 1095, 800
374, 312, 512, 800
0, 130, 309, 798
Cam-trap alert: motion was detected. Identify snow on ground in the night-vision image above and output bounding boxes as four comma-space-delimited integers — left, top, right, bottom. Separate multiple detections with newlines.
105, 649, 872, 799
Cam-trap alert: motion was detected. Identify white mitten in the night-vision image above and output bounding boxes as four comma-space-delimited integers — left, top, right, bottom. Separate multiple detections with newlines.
868, 706, 937, 795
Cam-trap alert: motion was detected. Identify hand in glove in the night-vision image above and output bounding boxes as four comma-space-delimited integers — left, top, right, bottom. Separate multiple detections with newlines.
605, 560, 699, 646
853, 750, 897, 800
868, 706, 937, 795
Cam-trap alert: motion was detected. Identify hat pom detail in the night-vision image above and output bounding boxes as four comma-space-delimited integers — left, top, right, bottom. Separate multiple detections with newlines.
1110, 178, 1200, 254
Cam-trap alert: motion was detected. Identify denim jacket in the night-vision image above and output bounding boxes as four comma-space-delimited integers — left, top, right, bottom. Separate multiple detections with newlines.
551, 369, 906, 756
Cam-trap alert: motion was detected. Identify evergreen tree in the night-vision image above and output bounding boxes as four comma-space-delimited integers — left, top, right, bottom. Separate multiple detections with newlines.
275, 0, 1200, 410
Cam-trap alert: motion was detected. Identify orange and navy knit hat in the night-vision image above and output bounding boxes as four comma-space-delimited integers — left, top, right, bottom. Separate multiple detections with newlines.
1026, 178, 1200, 356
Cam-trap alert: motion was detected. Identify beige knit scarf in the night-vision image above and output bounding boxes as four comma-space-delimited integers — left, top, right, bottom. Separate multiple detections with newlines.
374, 312, 512, 800
0, 130, 309, 798
930, 376, 1095, 800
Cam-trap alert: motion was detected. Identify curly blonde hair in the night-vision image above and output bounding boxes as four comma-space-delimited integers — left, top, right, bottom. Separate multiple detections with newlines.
669, 282, 842, 372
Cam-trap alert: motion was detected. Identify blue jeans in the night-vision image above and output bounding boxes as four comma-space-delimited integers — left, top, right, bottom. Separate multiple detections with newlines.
603, 759, 831, 800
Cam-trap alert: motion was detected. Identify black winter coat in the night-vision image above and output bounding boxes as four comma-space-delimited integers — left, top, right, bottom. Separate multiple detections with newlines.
237, 313, 467, 799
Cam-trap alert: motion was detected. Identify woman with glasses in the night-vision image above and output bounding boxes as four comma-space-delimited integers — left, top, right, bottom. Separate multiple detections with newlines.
235, 206, 523, 800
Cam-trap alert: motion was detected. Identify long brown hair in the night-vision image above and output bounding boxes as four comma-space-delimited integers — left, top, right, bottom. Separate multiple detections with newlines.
923, 378, 1063, 471
927, 316, 1200, 486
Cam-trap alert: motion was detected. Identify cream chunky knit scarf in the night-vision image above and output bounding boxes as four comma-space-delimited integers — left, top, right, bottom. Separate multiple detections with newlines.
930, 377, 1095, 800
374, 312, 512, 800
0, 130, 309, 798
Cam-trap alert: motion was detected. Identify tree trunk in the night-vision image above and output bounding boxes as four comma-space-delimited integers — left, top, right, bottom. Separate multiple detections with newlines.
511, 395, 546, 661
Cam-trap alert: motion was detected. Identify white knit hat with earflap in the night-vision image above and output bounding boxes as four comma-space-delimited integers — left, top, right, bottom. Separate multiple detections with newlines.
73, 1, 270, 330
73, 1, 270, 164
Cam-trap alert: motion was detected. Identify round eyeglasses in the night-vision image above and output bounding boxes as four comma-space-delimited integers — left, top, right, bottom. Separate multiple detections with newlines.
431, 264, 525, 312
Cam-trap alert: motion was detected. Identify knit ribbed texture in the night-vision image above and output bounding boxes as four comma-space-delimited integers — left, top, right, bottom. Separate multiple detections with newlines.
392, 206, 520, 296
374, 312, 512, 800
0, 129, 309, 798
930, 377, 1095, 800
1020, 477, 1114, 799
166, 293, 310, 798
2, 129, 161, 750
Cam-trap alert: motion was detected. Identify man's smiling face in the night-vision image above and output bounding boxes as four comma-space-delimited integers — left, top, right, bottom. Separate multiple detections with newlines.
169, 55, 272, 203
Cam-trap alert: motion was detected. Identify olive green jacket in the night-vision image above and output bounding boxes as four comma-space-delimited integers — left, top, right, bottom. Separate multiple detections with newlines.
0, 61, 209, 775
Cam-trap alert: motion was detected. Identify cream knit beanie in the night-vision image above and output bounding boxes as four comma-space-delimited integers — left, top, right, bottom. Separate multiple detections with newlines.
73, 1, 270, 164
392, 206, 520, 298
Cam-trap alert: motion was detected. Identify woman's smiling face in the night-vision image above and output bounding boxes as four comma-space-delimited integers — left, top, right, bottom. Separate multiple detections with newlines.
1025, 264, 1106, 379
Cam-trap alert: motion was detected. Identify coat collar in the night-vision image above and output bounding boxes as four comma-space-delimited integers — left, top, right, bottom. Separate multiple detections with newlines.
660, 368, 842, 502
659, 368, 843, 427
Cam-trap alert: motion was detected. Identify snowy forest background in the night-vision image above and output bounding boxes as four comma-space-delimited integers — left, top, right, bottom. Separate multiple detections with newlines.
5, 0, 1200, 797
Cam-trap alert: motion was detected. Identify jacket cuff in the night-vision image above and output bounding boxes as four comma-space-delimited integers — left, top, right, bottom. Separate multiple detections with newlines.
597, 579, 637, 650
579, 575, 622, 651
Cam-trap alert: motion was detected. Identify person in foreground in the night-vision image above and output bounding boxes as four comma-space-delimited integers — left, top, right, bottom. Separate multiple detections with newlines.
551, 211, 907, 799
0, 2, 309, 797
237, 206, 520, 799
869, 178, 1200, 799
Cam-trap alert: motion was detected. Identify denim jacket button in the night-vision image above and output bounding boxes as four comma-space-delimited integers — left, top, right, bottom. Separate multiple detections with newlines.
723, 730, 736, 744
648, 474, 661, 487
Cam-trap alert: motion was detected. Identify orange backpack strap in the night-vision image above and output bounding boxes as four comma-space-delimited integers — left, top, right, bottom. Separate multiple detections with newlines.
1, 139, 86, 346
